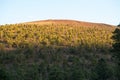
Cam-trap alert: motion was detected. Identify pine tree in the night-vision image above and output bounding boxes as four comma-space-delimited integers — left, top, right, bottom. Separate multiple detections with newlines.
112, 28, 120, 62
112, 28, 120, 80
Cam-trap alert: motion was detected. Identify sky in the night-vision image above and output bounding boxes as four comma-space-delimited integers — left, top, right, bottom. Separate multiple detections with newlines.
0, 0, 120, 25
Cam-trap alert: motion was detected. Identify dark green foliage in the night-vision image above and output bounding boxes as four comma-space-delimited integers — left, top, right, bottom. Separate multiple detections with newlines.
115, 64, 120, 80
38, 62, 49, 80
112, 28, 120, 59
112, 28, 120, 80
91, 58, 112, 80
49, 65, 65, 80
24, 65, 40, 80
70, 66, 86, 80
0, 67, 10, 80
112, 28, 120, 43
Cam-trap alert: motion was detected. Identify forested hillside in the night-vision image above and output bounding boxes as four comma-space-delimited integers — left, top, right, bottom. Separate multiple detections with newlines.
0, 20, 117, 80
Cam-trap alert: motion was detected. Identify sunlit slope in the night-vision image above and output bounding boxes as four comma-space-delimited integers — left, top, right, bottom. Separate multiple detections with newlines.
25, 19, 114, 27
0, 20, 115, 52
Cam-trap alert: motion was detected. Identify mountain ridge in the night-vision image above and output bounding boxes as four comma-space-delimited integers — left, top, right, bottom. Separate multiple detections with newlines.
24, 19, 115, 27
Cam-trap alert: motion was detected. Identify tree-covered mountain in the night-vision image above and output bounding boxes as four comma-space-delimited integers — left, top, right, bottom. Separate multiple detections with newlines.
0, 20, 117, 80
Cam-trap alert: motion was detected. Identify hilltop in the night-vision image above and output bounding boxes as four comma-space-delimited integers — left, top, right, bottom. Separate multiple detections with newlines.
25, 19, 114, 27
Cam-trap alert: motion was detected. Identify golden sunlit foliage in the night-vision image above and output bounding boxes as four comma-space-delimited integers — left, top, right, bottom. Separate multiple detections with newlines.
0, 23, 115, 51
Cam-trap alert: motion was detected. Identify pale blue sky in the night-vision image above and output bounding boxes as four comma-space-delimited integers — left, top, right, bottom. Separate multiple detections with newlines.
0, 0, 120, 25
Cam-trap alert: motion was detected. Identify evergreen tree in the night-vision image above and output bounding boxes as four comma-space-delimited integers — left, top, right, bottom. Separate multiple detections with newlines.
112, 28, 120, 80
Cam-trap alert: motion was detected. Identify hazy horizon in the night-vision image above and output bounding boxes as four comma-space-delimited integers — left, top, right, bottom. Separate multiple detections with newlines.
0, 0, 120, 25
